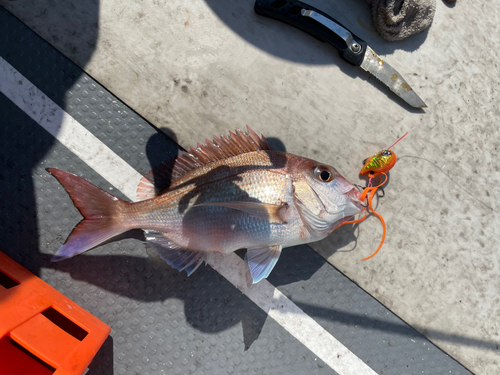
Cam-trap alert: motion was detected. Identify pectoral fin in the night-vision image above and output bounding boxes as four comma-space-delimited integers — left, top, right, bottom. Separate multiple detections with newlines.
144, 230, 206, 276
194, 202, 289, 224
245, 245, 282, 284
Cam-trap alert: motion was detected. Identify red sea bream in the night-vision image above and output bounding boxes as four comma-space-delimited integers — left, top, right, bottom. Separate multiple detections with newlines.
48, 127, 363, 283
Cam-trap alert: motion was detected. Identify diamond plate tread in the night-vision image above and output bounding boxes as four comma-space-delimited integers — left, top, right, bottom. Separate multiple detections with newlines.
268, 246, 473, 375
0, 5, 474, 375
0, 6, 179, 177
0, 91, 336, 375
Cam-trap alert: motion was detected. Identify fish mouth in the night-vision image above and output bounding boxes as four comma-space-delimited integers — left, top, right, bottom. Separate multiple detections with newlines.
336, 187, 365, 227
346, 187, 364, 210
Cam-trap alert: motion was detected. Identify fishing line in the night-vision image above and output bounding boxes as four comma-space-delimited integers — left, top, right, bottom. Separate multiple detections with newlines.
387, 132, 409, 150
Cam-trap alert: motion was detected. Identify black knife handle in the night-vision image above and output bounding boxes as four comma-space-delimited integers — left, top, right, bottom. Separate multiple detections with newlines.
254, 0, 367, 66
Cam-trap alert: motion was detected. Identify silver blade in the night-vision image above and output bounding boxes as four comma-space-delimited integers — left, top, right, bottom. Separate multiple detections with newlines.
360, 46, 427, 108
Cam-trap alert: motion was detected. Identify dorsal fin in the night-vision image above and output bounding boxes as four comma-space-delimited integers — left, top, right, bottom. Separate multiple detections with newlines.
136, 126, 272, 201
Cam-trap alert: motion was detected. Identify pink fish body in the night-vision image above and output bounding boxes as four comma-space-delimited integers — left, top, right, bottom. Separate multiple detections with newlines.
48, 127, 363, 283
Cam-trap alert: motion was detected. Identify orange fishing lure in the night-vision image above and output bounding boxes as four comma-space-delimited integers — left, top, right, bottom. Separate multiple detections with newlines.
340, 132, 408, 260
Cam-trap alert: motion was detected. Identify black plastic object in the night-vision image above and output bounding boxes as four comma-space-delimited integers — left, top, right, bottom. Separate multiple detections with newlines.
254, 0, 367, 66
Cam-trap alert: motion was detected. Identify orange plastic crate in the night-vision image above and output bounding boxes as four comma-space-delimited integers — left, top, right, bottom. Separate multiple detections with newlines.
0, 251, 111, 375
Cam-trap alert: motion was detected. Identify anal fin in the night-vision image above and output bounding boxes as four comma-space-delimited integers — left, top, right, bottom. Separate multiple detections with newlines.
145, 230, 206, 276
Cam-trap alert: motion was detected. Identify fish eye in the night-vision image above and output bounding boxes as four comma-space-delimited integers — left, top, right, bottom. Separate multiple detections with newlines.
382, 150, 392, 156
314, 167, 332, 182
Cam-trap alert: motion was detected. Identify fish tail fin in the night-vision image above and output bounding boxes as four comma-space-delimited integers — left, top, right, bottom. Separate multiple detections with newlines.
47, 168, 130, 261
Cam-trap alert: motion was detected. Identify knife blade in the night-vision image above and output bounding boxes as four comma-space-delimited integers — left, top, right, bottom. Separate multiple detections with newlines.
254, 0, 427, 108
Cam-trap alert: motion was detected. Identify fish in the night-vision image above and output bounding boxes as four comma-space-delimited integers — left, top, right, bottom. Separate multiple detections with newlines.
48, 126, 364, 284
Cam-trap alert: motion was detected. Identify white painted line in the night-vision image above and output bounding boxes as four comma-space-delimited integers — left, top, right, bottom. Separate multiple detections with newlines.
0, 57, 142, 200
0, 56, 378, 375
210, 253, 378, 375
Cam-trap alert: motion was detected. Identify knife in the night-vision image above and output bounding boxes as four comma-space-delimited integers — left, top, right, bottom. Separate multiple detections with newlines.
254, 0, 427, 108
